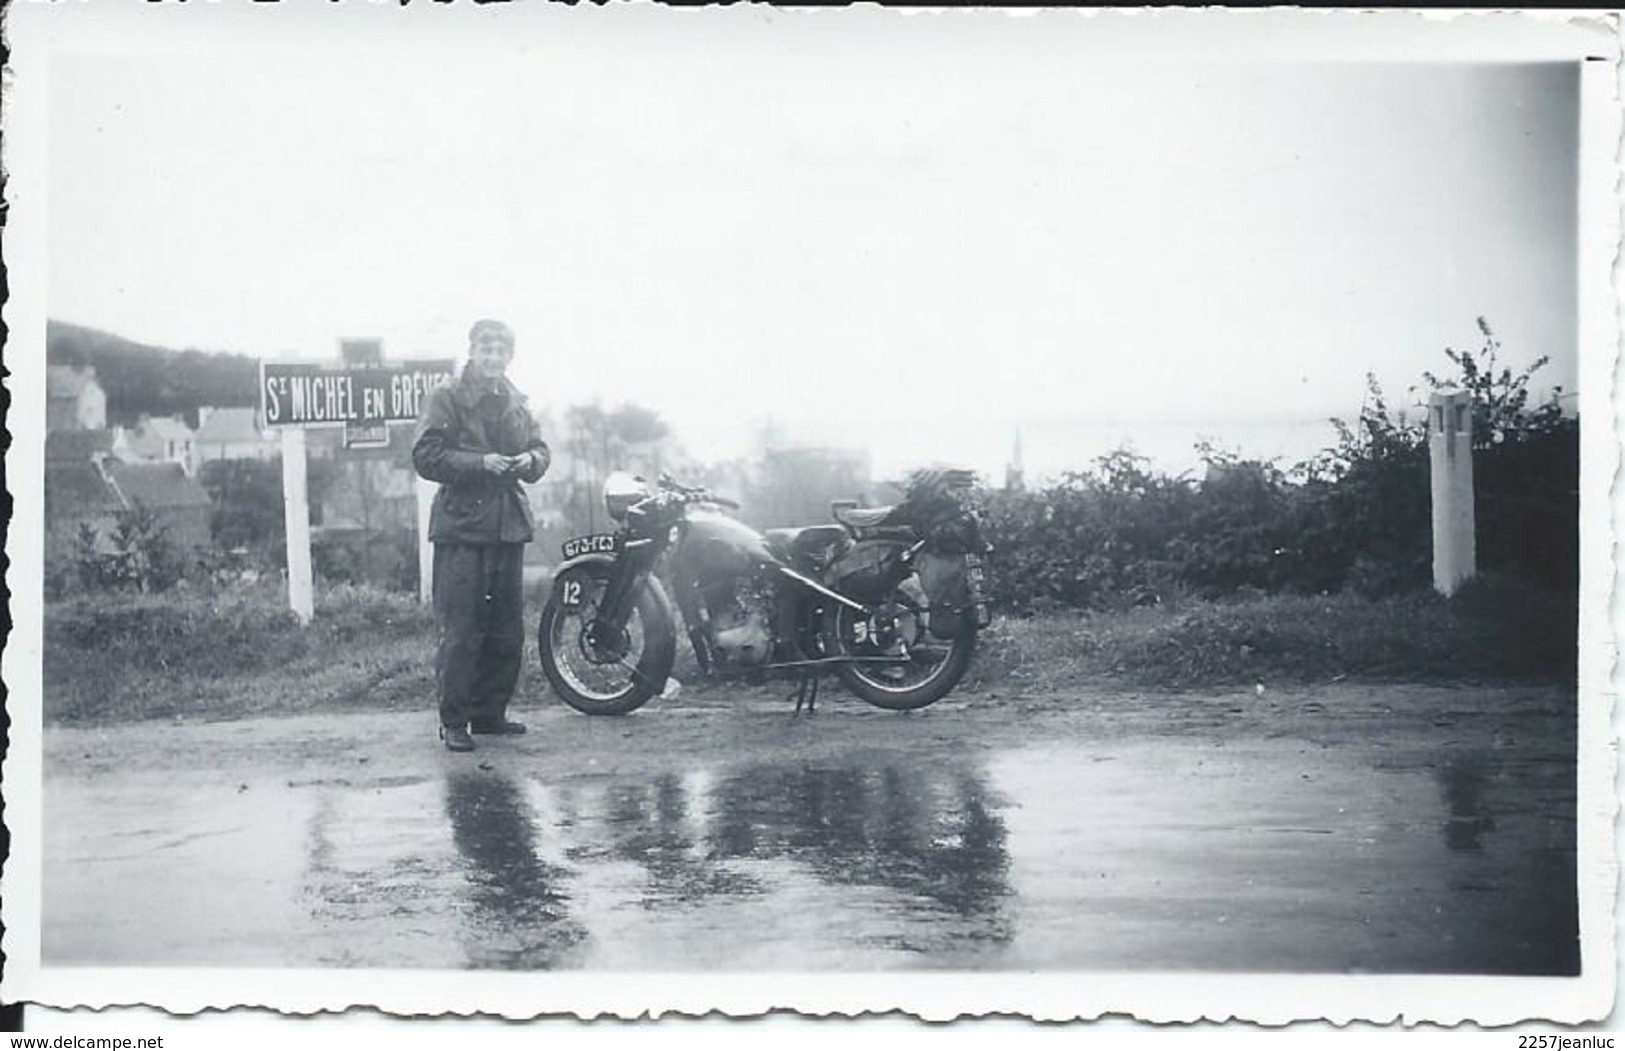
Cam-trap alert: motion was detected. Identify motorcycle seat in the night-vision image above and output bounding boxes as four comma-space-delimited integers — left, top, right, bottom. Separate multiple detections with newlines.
833, 505, 902, 529
764, 524, 849, 564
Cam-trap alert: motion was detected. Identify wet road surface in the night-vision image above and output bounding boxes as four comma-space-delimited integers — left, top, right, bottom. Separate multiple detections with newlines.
41, 683, 1578, 973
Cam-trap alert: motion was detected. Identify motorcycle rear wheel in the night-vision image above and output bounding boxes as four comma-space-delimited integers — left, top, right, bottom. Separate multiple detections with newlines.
829, 580, 977, 711
538, 565, 676, 716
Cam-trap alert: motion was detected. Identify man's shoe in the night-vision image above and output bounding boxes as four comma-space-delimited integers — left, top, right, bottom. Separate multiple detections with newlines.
440, 724, 476, 752
469, 719, 527, 736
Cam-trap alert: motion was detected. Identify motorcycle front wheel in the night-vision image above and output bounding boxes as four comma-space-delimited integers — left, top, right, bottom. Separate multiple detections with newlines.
537, 564, 676, 716
828, 578, 977, 711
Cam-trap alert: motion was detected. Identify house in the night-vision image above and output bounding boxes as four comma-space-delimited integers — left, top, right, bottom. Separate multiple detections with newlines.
113, 415, 196, 471
306, 424, 422, 588
105, 461, 213, 552
46, 365, 108, 431
44, 456, 212, 563
46, 429, 114, 467
316, 455, 418, 532
192, 406, 276, 469
44, 461, 127, 562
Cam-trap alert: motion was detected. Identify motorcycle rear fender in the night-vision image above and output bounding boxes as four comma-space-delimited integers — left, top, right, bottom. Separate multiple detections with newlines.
915, 550, 993, 637
550, 552, 679, 632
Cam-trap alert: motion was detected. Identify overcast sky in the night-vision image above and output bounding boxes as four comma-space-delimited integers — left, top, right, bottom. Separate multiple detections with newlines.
42, 7, 1589, 481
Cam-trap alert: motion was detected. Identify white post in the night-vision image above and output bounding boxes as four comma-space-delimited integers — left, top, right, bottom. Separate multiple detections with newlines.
1429, 390, 1477, 596
281, 427, 315, 623
415, 476, 437, 605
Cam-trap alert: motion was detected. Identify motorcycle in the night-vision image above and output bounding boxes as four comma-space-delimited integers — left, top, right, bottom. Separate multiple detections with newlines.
537, 468, 993, 715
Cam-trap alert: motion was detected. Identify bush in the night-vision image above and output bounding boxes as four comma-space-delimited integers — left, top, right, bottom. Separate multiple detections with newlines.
312, 529, 419, 592
1447, 571, 1576, 679
978, 321, 1575, 613
43, 580, 437, 724
971, 587, 1573, 692
983, 451, 1198, 614
58, 504, 190, 595
46, 588, 303, 681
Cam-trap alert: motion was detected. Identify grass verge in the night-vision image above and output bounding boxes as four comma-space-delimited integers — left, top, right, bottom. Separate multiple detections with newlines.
41, 573, 1575, 726
967, 573, 1576, 692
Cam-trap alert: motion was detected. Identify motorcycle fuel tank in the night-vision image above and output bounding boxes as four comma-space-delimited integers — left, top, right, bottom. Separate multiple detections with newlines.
673, 509, 780, 578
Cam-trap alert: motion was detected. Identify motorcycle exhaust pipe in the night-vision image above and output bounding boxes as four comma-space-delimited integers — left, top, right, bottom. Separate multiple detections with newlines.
773, 565, 870, 615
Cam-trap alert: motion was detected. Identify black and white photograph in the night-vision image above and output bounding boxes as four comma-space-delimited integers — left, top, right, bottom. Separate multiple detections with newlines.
2, 1, 1618, 1033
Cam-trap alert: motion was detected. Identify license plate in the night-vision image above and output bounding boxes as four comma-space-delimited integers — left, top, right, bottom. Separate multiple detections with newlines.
561, 534, 619, 560
964, 553, 992, 627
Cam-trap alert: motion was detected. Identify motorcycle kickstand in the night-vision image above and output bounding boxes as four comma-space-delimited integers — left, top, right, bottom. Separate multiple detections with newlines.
791, 673, 821, 715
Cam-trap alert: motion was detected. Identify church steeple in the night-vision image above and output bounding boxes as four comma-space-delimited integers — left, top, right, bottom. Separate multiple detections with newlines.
1004, 429, 1026, 492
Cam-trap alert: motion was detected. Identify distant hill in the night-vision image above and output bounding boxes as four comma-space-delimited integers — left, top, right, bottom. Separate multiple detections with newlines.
47, 320, 261, 427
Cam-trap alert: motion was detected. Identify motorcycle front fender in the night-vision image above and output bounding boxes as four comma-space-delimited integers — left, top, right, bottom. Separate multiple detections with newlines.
549, 552, 680, 634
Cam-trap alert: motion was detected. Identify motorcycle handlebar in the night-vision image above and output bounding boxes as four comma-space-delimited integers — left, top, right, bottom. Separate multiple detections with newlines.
631, 486, 740, 514
656, 476, 739, 510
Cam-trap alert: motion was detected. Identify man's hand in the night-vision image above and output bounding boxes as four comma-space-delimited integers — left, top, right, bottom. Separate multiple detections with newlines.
482, 453, 517, 475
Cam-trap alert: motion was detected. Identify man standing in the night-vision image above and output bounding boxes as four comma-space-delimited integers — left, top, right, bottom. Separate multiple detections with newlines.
413, 319, 550, 752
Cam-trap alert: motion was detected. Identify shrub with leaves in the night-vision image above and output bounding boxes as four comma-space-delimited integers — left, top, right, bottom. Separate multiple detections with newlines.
981, 319, 1574, 611
106, 501, 186, 593
1422, 317, 1566, 449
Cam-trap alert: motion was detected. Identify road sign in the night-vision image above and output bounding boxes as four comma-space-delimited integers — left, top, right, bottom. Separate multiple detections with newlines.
343, 420, 391, 449
260, 359, 457, 429
262, 355, 459, 619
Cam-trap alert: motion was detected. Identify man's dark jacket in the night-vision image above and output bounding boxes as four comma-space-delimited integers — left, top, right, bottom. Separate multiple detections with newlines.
412, 366, 551, 544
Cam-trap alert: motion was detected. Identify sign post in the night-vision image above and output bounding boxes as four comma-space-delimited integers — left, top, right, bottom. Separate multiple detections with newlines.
416, 476, 437, 605
260, 356, 456, 620
280, 427, 314, 623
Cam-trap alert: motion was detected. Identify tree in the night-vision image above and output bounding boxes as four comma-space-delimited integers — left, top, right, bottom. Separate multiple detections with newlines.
559, 401, 675, 534
1421, 317, 1565, 449
200, 458, 286, 553
199, 456, 337, 568
744, 447, 872, 528
108, 501, 185, 592
72, 522, 107, 592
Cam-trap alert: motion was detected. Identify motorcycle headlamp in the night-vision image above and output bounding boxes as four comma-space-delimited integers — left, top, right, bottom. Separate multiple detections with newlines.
603, 471, 649, 521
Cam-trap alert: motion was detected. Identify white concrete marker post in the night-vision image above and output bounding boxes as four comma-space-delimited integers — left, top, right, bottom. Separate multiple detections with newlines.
1429, 390, 1477, 596
416, 475, 437, 605
280, 427, 315, 623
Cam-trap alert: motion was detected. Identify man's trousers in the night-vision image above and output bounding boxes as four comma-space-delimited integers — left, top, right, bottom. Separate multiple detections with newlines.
433, 542, 526, 729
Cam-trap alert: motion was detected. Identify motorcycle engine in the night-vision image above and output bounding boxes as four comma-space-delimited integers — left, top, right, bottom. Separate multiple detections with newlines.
708, 574, 774, 666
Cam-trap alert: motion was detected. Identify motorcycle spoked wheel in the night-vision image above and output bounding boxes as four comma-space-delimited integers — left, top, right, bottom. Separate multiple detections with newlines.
828, 577, 976, 711
537, 564, 676, 716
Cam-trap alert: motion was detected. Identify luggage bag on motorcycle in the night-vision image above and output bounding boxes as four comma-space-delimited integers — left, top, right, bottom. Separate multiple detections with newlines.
916, 551, 974, 638
827, 538, 910, 602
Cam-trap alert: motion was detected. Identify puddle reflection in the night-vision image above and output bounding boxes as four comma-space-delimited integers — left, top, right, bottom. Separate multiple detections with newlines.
39, 727, 1576, 973
1436, 758, 1497, 852
592, 773, 763, 903
443, 768, 586, 968
705, 762, 1012, 932
537, 757, 1015, 962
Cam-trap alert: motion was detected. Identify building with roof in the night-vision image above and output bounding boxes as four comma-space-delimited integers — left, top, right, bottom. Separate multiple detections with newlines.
192, 406, 276, 470
45, 457, 213, 565
113, 415, 197, 471
45, 429, 115, 467
47, 365, 107, 431
44, 462, 128, 561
